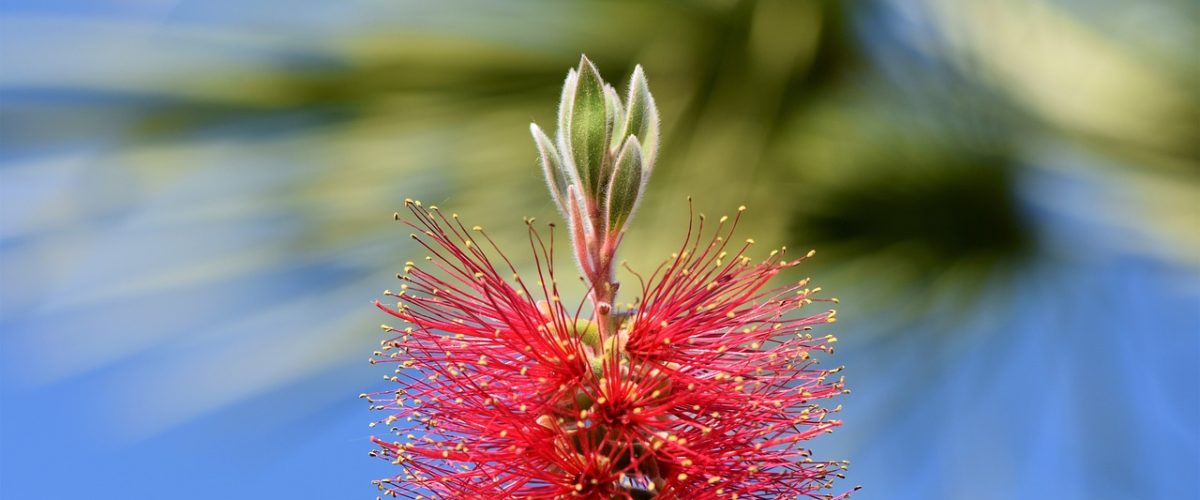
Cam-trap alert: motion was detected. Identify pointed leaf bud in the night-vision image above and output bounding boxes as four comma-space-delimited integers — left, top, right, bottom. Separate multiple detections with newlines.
607, 137, 644, 231
604, 84, 626, 151
530, 123, 570, 216
624, 65, 660, 171
569, 55, 610, 198
556, 68, 578, 165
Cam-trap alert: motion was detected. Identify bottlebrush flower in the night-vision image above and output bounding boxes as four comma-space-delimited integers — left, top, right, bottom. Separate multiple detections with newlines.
365, 56, 853, 499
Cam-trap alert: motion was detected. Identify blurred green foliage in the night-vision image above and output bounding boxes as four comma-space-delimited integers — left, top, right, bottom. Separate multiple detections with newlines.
68, 0, 1192, 276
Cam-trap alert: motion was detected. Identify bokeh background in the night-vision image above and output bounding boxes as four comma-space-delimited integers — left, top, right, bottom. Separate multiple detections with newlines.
2, 0, 1198, 499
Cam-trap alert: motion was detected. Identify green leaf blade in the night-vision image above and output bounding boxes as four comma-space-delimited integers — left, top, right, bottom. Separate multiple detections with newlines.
570, 55, 610, 198
624, 65, 660, 170
531, 123, 569, 215
607, 137, 644, 231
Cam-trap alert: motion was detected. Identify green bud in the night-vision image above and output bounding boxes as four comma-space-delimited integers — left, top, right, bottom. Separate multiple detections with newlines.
589, 354, 606, 379
570, 318, 600, 349
603, 333, 625, 359
573, 389, 593, 409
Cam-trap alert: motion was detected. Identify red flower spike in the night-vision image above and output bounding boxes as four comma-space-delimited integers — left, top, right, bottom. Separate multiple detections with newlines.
367, 199, 853, 499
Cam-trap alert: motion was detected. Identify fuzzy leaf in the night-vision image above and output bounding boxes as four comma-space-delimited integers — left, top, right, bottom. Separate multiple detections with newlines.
555, 68, 578, 165
569, 55, 610, 198
530, 123, 570, 215
607, 137, 644, 230
623, 65, 660, 170
605, 84, 626, 151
